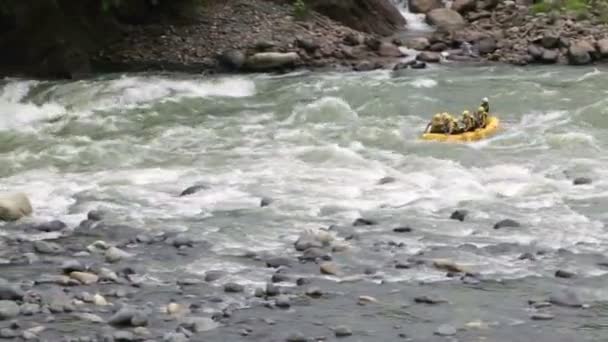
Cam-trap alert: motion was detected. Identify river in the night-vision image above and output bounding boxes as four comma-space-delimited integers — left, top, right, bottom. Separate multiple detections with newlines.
1, 65, 608, 341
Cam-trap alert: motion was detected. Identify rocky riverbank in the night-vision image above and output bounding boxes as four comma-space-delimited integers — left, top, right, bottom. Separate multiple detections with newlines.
0, 174, 603, 341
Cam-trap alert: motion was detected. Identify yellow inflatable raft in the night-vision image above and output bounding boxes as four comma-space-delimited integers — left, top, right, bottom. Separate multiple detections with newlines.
421, 116, 500, 142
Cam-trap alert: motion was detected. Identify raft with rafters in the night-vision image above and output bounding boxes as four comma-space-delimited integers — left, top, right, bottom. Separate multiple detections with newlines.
421, 116, 500, 142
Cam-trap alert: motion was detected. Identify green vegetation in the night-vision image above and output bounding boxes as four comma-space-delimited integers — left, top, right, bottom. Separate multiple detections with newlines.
293, 0, 310, 20
531, 0, 608, 20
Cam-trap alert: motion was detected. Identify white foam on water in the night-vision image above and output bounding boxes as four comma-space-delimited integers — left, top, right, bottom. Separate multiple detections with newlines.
285, 96, 359, 125
390, 0, 435, 31
0, 81, 67, 131
410, 78, 438, 88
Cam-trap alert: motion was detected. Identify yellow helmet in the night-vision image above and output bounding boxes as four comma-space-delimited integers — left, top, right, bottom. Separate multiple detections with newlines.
463, 110, 470, 115
478, 106, 485, 112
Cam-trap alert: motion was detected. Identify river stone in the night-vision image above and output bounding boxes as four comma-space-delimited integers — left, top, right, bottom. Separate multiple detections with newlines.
295, 236, 323, 252
260, 197, 273, 207
452, 0, 476, 13
411, 61, 427, 69
20, 303, 40, 316
433, 259, 469, 273
549, 290, 583, 307
555, 270, 576, 278
478, 37, 497, 54
417, 51, 441, 63
33, 241, 64, 254
378, 176, 396, 184
597, 38, 608, 58
450, 210, 468, 221
414, 295, 447, 304
170, 233, 194, 248
320, 262, 339, 275
0, 285, 23, 301
573, 177, 592, 185
179, 184, 207, 196
266, 257, 292, 268
0, 328, 18, 339
245, 52, 299, 70
69, 271, 98, 285
204, 270, 224, 282
105, 247, 132, 263
493, 219, 521, 229
0, 301, 19, 320
353, 218, 376, 226
275, 295, 291, 308
334, 325, 353, 337
393, 226, 413, 233
409, 0, 442, 13
0, 192, 33, 221
378, 42, 403, 57
426, 9, 466, 31
528, 44, 543, 60
531, 313, 554, 320
218, 49, 246, 70
61, 260, 85, 274
286, 332, 307, 342
34, 220, 67, 232
541, 49, 559, 64
568, 40, 594, 65
541, 31, 560, 49
407, 37, 430, 50
435, 324, 457, 336
224, 283, 244, 293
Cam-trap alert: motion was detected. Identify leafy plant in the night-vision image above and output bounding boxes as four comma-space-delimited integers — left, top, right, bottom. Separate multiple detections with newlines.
293, 0, 309, 20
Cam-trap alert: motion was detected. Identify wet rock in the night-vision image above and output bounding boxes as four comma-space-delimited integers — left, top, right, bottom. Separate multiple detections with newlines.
305, 287, 323, 298
409, 0, 442, 13
541, 31, 560, 49
432, 259, 468, 273
218, 49, 246, 70
393, 226, 413, 233
358, 295, 378, 305
407, 37, 431, 51
224, 283, 244, 293
266, 257, 292, 268
452, 0, 476, 13
77, 312, 104, 324
531, 313, 554, 320
343, 32, 364, 46
378, 42, 403, 57
429, 42, 447, 52
275, 295, 291, 308
518, 252, 536, 261
573, 177, 592, 185
417, 51, 441, 63
20, 303, 40, 316
354, 61, 377, 71
286, 332, 307, 342
555, 270, 576, 278
204, 270, 224, 282
450, 210, 468, 222
541, 49, 559, 64
61, 260, 86, 274
163, 332, 188, 342
435, 324, 457, 336
0, 328, 18, 339
94, 293, 108, 306
33, 241, 64, 254
478, 37, 497, 54
35, 275, 73, 286
528, 44, 543, 60
300, 247, 331, 262
179, 184, 208, 197
353, 218, 376, 226
105, 247, 132, 263
271, 273, 290, 283
114, 331, 136, 341
295, 236, 324, 252
0, 301, 19, 320
71, 272, 97, 286
334, 325, 353, 337
109, 308, 148, 327
597, 38, 608, 58
378, 176, 396, 185
245, 52, 299, 71
34, 220, 67, 232
320, 262, 339, 275
260, 197, 273, 207
266, 282, 281, 297
414, 295, 447, 304
568, 40, 594, 65
170, 233, 194, 248
426, 9, 466, 32
98, 267, 119, 282
549, 290, 584, 308
411, 61, 427, 69
0, 285, 23, 301
493, 219, 521, 229
0, 192, 33, 221
87, 210, 105, 221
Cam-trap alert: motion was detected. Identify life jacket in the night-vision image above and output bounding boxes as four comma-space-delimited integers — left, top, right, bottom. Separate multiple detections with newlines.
462, 111, 475, 131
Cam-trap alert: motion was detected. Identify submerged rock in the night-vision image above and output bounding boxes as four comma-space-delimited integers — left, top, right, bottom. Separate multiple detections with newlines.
573, 177, 592, 185
224, 283, 245, 293
555, 270, 576, 279
334, 325, 353, 337
34, 220, 67, 232
378, 176, 396, 184
434, 324, 457, 336
33, 241, 64, 254
493, 219, 521, 229
393, 226, 413, 233
260, 197, 273, 207
0, 301, 20, 320
179, 184, 208, 196
0, 285, 24, 301
531, 313, 554, 320
320, 262, 339, 275
426, 9, 466, 31
450, 210, 468, 222
353, 218, 376, 226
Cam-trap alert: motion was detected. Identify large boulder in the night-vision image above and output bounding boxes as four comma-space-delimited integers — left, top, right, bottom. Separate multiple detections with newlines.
596, 38, 608, 58
377, 42, 404, 57
478, 37, 497, 54
568, 40, 594, 65
451, 0, 477, 14
407, 37, 431, 50
217, 50, 246, 70
426, 9, 466, 32
0, 192, 33, 221
307, 0, 407, 36
244, 52, 300, 70
409, 0, 442, 14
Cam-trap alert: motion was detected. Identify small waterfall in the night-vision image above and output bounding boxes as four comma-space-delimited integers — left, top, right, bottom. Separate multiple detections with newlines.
391, 0, 434, 32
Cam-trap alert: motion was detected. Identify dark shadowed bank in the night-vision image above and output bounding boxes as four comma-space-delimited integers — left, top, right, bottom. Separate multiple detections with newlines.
3, 0, 608, 79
